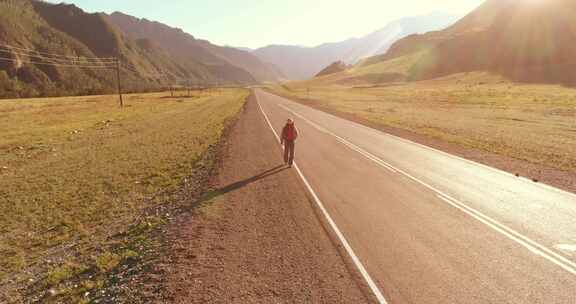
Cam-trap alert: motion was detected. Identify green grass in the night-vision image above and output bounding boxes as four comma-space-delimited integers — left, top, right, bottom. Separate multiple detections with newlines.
45, 262, 89, 287
270, 73, 576, 172
296, 52, 425, 86
0, 88, 248, 291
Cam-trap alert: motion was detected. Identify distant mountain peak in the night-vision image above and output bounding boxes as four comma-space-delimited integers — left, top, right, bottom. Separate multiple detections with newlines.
253, 12, 459, 80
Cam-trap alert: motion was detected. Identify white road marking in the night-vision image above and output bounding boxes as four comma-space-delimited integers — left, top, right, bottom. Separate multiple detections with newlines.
278, 104, 397, 173
436, 195, 576, 275
271, 94, 576, 276
264, 90, 576, 201
556, 244, 576, 254
255, 94, 389, 304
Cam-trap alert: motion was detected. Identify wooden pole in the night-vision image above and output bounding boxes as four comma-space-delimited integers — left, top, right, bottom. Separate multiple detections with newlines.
187, 80, 191, 97
115, 58, 124, 108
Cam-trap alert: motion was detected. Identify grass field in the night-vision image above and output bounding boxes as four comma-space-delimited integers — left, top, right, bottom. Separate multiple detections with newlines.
0, 88, 248, 301
270, 73, 576, 173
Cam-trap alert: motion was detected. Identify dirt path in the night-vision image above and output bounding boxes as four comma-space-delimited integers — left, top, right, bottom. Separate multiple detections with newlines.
161, 94, 370, 303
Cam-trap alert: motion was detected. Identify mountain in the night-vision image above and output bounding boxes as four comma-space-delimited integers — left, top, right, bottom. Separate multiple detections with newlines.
252, 13, 458, 80
339, 12, 459, 63
315, 61, 349, 77
30, 1, 246, 86
361, 0, 576, 85
0, 0, 121, 97
0, 0, 264, 99
105, 12, 283, 82
235, 47, 254, 52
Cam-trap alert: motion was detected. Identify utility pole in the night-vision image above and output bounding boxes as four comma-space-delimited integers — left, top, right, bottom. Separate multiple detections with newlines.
187, 79, 191, 97
115, 57, 124, 108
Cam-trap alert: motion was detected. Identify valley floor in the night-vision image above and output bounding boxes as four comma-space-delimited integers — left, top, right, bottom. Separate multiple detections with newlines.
0, 89, 248, 302
1, 88, 373, 303
131, 94, 371, 303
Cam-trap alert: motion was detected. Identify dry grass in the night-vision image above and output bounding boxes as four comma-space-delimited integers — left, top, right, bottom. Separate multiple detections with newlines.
270, 73, 576, 172
0, 88, 248, 289
291, 51, 424, 86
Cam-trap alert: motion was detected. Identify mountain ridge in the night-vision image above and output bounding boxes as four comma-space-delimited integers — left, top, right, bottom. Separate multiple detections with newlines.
0, 0, 262, 98
105, 12, 283, 82
252, 12, 459, 80
359, 0, 576, 85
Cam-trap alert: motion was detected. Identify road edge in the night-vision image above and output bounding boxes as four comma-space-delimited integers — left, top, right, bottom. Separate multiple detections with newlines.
254, 89, 388, 304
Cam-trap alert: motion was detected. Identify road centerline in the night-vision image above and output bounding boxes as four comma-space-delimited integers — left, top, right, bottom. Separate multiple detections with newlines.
273, 95, 576, 277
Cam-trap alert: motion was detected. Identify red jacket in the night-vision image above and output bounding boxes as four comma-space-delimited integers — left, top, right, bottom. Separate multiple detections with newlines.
281, 123, 298, 141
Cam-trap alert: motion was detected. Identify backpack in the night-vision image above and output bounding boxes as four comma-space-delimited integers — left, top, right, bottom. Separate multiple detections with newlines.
285, 124, 296, 141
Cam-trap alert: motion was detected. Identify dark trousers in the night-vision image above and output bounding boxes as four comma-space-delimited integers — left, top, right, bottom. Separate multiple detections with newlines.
284, 140, 295, 165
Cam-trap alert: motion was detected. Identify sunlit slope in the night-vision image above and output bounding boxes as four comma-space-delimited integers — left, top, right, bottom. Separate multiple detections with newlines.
252, 13, 458, 80
302, 52, 425, 86
354, 0, 576, 85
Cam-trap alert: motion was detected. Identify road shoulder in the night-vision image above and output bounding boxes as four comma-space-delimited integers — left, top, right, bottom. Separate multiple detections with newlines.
161, 94, 370, 303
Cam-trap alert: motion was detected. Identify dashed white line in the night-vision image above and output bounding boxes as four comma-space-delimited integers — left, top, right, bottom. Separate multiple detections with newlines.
255, 94, 389, 304
278, 104, 397, 173
436, 195, 576, 275
263, 90, 576, 201
271, 93, 576, 277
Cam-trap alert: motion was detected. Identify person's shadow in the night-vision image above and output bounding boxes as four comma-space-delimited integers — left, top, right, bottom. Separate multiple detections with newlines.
190, 164, 288, 208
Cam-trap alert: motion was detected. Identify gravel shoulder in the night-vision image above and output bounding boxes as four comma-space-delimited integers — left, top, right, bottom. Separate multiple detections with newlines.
161, 93, 371, 303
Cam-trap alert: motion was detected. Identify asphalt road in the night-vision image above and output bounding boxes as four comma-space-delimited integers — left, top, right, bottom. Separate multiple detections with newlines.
255, 89, 576, 304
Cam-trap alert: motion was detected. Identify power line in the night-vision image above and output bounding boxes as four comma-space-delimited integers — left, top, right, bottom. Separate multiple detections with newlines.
0, 56, 115, 69
0, 43, 116, 61
0, 44, 205, 106
0, 49, 115, 66
0, 48, 116, 64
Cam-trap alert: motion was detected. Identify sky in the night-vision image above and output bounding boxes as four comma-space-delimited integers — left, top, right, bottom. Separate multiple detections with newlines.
49, 0, 484, 49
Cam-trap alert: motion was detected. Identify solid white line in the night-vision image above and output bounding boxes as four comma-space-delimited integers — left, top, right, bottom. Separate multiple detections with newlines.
272, 94, 576, 277
279, 104, 397, 173
262, 90, 576, 200
356, 120, 576, 200
255, 93, 389, 304
437, 195, 576, 275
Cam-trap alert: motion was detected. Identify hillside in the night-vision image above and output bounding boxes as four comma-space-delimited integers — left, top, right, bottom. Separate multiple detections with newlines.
0, 0, 257, 99
252, 13, 458, 80
105, 12, 283, 82
360, 0, 576, 85
0, 0, 120, 97
315, 61, 349, 77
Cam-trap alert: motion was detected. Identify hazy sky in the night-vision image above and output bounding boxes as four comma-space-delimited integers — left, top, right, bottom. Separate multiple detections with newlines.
50, 0, 484, 49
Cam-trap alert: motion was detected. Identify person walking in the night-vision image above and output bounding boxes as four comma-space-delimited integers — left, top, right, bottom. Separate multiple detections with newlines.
281, 118, 299, 167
